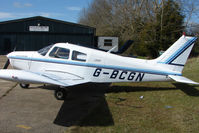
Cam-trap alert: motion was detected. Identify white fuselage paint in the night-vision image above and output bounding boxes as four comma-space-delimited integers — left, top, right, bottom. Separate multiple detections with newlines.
7, 43, 178, 85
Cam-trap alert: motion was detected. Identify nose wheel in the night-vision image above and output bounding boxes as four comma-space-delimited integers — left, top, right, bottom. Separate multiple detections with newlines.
19, 83, 30, 89
54, 88, 67, 100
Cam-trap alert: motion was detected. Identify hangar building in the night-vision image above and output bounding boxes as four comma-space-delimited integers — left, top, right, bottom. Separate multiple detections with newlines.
0, 16, 96, 54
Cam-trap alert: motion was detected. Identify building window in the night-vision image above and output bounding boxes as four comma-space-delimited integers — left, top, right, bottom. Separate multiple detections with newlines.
49, 47, 70, 59
72, 51, 87, 62
104, 39, 112, 46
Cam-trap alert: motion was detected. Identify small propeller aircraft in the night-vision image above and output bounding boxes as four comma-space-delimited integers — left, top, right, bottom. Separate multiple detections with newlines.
0, 35, 198, 100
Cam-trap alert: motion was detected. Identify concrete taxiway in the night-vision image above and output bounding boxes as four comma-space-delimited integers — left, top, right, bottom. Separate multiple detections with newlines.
0, 56, 106, 133
0, 82, 106, 133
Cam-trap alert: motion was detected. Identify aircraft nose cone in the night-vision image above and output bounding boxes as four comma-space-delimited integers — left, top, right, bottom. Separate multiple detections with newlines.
7, 52, 14, 58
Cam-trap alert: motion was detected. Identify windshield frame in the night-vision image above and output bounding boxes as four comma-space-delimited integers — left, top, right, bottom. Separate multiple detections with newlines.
37, 44, 54, 56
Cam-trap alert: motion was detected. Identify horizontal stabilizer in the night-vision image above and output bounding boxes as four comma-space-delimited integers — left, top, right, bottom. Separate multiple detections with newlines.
169, 75, 199, 85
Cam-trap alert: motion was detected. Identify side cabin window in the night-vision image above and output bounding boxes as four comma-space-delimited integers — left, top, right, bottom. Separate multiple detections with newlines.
72, 51, 87, 62
49, 47, 70, 59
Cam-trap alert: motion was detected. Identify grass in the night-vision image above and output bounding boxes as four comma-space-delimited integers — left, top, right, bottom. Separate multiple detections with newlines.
71, 57, 199, 133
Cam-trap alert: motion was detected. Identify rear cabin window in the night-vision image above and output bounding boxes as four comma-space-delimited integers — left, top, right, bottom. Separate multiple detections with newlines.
49, 47, 70, 59
72, 51, 87, 62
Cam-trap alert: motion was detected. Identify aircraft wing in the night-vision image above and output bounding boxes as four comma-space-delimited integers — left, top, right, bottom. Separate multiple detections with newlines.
42, 71, 89, 86
168, 75, 199, 85
0, 69, 89, 87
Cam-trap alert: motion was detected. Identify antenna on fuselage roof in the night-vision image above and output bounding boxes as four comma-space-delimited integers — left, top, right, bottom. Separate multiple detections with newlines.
107, 45, 117, 53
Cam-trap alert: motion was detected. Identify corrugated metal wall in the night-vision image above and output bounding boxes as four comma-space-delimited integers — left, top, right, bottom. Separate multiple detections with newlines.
0, 16, 96, 54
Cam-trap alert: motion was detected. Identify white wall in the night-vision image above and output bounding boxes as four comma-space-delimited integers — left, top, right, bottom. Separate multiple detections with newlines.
98, 37, 118, 52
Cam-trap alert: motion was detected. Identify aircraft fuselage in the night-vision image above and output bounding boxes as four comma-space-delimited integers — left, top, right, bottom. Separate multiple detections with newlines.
7, 42, 180, 85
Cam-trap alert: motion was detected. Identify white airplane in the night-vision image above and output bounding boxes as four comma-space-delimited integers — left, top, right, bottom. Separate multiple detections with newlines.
0, 35, 198, 100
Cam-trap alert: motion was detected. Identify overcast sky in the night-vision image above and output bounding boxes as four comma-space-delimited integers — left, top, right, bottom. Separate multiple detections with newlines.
0, 0, 93, 23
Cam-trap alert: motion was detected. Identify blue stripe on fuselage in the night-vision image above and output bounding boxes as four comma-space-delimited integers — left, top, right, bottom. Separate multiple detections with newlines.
8, 56, 182, 76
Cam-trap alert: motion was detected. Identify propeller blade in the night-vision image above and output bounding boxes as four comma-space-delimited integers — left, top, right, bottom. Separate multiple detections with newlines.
3, 46, 16, 69
3, 59, 10, 69
13, 46, 16, 51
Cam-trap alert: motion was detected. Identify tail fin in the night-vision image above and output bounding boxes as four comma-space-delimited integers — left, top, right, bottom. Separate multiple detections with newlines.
156, 35, 197, 72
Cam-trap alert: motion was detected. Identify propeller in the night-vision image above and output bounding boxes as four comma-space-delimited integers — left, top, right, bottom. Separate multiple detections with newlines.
3, 46, 16, 69
3, 59, 10, 69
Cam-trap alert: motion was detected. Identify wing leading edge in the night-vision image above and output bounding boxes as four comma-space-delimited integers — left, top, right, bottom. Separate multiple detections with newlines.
0, 69, 88, 87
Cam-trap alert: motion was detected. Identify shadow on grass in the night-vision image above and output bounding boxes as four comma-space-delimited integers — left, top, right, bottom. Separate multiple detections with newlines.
107, 85, 177, 93
53, 83, 114, 127
50, 82, 199, 127
173, 83, 199, 96
52, 83, 180, 127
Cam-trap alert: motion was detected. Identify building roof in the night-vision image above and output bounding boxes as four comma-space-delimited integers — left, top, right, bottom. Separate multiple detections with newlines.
0, 16, 96, 34
0, 16, 95, 30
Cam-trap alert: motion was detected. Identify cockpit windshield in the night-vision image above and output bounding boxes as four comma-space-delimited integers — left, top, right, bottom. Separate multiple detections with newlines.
38, 44, 54, 56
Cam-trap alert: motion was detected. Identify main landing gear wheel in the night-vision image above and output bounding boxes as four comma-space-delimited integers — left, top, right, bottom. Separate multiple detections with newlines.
54, 89, 67, 100
19, 83, 30, 89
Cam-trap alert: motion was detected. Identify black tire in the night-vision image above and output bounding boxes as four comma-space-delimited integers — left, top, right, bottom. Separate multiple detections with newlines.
54, 89, 66, 100
19, 83, 30, 89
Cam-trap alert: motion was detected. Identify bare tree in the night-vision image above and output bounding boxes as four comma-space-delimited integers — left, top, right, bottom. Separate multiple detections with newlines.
176, 0, 199, 27
79, 0, 185, 57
